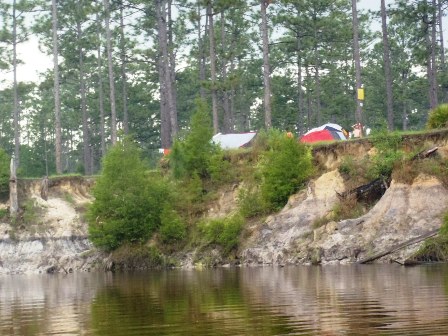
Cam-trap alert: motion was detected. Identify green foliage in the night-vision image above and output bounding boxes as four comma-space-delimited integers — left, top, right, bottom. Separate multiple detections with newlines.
259, 130, 313, 210
0, 148, 9, 195
174, 173, 205, 216
0, 208, 7, 219
237, 186, 267, 218
22, 199, 39, 225
338, 155, 356, 176
427, 104, 448, 129
159, 206, 186, 244
368, 131, 404, 179
199, 214, 244, 253
170, 98, 217, 179
440, 212, 448, 236
110, 244, 164, 270
208, 150, 234, 185
414, 212, 448, 262
87, 138, 173, 251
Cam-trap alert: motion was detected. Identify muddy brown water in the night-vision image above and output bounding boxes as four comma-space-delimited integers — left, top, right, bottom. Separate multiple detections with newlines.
1, 264, 448, 335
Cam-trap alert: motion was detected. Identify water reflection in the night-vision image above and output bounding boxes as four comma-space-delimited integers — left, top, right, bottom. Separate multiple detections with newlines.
0, 265, 447, 335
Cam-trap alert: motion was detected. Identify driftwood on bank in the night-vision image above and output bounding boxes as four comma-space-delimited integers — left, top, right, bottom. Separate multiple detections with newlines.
410, 146, 439, 161
357, 229, 439, 264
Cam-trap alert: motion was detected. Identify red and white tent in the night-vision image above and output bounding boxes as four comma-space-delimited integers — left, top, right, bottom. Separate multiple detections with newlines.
300, 123, 348, 144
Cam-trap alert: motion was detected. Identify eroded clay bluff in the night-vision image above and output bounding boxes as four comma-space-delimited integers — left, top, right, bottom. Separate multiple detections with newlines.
0, 177, 107, 274
240, 134, 448, 266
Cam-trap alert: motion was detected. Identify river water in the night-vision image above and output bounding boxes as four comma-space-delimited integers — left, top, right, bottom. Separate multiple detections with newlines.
1, 264, 448, 335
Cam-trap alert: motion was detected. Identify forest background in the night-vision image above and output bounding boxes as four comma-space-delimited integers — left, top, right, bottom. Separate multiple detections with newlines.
0, 0, 447, 177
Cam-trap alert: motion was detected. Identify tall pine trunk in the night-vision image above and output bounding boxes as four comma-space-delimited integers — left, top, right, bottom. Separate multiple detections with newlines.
104, 0, 117, 144
381, 0, 394, 131
221, 11, 231, 132
168, 0, 178, 127
52, 0, 62, 174
96, 12, 106, 158
207, 2, 219, 134
297, 49, 304, 134
351, 0, 363, 126
77, 18, 91, 175
314, 55, 321, 125
438, 0, 445, 68
12, 0, 20, 168
260, 0, 272, 129
198, 1, 206, 100
430, 0, 438, 109
157, 0, 177, 145
119, 3, 129, 134
158, 49, 170, 149
438, 0, 447, 101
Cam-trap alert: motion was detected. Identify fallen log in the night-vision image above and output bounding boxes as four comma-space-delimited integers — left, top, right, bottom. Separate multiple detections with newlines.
337, 177, 390, 203
410, 146, 438, 161
357, 228, 439, 264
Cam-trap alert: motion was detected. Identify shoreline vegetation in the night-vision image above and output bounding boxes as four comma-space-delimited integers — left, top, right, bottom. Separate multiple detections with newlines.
87, 103, 448, 268
3, 106, 448, 271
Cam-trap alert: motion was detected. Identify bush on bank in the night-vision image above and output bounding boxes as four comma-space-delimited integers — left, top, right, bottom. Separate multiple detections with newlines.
87, 138, 173, 251
427, 104, 448, 129
259, 130, 313, 210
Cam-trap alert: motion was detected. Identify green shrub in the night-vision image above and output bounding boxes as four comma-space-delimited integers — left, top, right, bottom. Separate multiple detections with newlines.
110, 244, 164, 270
174, 173, 205, 216
159, 206, 186, 244
0, 149, 9, 195
259, 130, 313, 210
170, 98, 217, 179
87, 138, 173, 251
427, 104, 448, 129
237, 186, 267, 218
440, 212, 448, 236
208, 150, 233, 184
413, 212, 448, 262
339, 156, 356, 176
199, 214, 244, 253
368, 131, 404, 179
22, 199, 40, 225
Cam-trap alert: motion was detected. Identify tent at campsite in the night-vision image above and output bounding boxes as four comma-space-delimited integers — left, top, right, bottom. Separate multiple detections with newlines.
212, 132, 257, 149
300, 123, 348, 144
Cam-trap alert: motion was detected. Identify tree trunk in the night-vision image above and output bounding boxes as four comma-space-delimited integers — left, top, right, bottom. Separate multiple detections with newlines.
438, 0, 445, 69
306, 64, 312, 128
438, 0, 447, 102
402, 72, 409, 131
229, 18, 237, 129
157, 0, 177, 146
430, 0, 438, 109
52, 0, 62, 174
297, 36, 304, 135
168, 0, 178, 130
103, 0, 117, 144
207, 2, 219, 134
96, 12, 106, 158
351, 0, 363, 126
221, 11, 231, 132
12, 0, 20, 169
158, 52, 170, 149
315, 59, 322, 126
9, 158, 18, 216
381, 0, 394, 131
119, 3, 129, 134
198, 1, 206, 100
260, 0, 272, 129
77, 19, 91, 176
